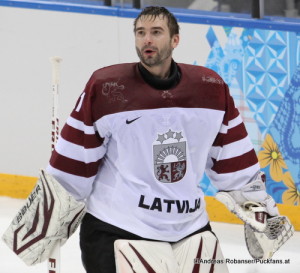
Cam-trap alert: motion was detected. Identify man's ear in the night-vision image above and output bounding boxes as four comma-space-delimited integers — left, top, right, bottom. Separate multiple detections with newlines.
172, 34, 180, 49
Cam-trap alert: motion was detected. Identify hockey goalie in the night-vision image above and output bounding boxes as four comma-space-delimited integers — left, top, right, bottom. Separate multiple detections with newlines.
2, 169, 86, 266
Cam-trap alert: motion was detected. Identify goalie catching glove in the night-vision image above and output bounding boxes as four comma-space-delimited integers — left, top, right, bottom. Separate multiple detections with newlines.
2, 169, 86, 266
215, 171, 294, 259
244, 216, 294, 260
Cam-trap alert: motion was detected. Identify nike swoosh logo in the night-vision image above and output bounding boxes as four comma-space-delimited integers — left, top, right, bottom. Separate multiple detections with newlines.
126, 117, 141, 124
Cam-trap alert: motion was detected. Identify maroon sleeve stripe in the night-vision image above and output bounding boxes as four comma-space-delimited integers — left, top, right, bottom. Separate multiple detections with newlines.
70, 111, 94, 127
212, 122, 248, 147
211, 149, 258, 174
49, 150, 101, 178
61, 124, 103, 149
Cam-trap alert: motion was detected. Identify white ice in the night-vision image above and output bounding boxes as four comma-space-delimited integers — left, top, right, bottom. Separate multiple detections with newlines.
0, 196, 299, 273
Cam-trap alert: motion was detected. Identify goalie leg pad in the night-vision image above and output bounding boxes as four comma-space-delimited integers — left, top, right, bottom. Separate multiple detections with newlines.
172, 231, 229, 273
115, 232, 229, 273
114, 239, 177, 273
2, 169, 86, 266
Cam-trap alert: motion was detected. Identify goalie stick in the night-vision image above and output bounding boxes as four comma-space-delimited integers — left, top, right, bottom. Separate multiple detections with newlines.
50, 56, 62, 152
48, 56, 62, 273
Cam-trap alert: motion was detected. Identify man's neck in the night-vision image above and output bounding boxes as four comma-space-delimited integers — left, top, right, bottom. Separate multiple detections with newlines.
140, 58, 172, 79
138, 59, 181, 90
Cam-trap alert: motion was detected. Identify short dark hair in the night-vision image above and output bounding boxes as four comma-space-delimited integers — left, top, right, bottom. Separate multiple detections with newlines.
134, 6, 180, 37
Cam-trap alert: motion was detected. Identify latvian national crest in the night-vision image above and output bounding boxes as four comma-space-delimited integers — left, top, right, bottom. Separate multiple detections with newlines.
153, 129, 187, 183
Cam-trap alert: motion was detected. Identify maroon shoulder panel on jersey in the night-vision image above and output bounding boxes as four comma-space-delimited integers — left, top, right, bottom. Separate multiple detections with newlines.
73, 63, 229, 123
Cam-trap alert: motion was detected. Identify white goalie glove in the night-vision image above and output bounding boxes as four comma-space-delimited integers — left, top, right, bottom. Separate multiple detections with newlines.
215, 172, 294, 259
2, 169, 86, 266
244, 216, 294, 259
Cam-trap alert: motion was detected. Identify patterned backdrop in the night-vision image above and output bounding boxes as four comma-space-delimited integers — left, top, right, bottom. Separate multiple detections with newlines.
200, 25, 300, 206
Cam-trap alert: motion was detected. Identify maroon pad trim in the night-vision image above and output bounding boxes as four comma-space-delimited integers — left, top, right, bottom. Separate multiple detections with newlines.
129, 243, 156, 273
13, 172, 55, 255
192, 237, 203, 273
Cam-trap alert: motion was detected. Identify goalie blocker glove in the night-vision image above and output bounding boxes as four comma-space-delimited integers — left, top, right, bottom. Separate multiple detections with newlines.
2, 169, 86, 266
215, 171, 294, 259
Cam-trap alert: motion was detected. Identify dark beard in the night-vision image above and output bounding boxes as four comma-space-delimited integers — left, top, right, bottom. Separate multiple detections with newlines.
136, 45, 173, 67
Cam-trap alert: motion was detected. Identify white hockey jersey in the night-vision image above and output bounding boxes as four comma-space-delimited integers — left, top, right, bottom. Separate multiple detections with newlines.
47, 62, 260, 241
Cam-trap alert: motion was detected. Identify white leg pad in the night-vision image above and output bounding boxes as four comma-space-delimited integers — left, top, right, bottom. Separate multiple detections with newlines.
114, 232, 229, 273
114, 240, 177, 273
172, 231, 229, 273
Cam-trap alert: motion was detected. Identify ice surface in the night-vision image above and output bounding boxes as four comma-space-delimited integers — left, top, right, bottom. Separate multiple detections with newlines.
1, 197, 299, 273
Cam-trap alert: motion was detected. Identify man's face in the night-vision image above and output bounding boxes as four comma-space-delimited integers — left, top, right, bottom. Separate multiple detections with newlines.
134, 15, 179, 68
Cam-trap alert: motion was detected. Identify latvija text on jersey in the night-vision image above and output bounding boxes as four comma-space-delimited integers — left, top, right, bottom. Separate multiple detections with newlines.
138, 195, 201, 213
